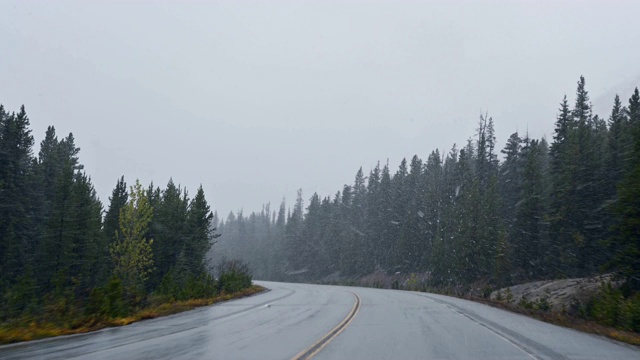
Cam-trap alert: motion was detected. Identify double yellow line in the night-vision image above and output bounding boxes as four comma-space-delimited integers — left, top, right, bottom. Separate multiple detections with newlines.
291, 292, 361, 360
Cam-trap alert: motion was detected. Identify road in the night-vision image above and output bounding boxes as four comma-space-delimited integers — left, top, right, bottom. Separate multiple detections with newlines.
0, 281, 638, 359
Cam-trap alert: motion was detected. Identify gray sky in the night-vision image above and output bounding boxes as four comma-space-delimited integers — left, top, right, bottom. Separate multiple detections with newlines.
1, 0, 639, 218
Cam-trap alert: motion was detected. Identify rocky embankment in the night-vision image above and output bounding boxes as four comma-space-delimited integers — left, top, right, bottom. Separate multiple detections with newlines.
490, 273, 618, 311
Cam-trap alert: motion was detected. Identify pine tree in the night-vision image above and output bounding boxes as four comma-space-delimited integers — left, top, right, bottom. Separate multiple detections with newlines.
456, 142, 479, 282
38, 134, 83, 293
365, 163, 383, 271
398, 155, 424, 272
430, 145, 459, 285
571, 78, 608, 275
0, 105, 35, 301
285, 189, 305, 277
378, 162, 393, 271
549, 92, 580, 276
513, 137, 546, 279
185, 185, 217, 275
475, 115, 502, 279
573, 76, 591, 126
500, 132, 523, 239
338, 185, 354, 275
67, 172, 104, 290
611, 88, 640, 291
422, 150, 442, 273
271, 198, 287, 280
550, 96, 573, 160
389, 159, 408, 272
301, 193, 323, 278
110, 180, 154, 296
149, 179, 189, 288
607, 95, 629, 190
351, 168, 369, 275
104, 176, 128, 246
315, 196, 334, 277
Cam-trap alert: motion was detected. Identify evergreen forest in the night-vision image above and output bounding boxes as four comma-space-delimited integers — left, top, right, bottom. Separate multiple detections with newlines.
2, 76, 640, 335
0, 106, 234, 326
214, 77, 640, 297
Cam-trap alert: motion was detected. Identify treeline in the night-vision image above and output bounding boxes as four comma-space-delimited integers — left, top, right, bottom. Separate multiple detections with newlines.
0, 105, 222, 323
215, 77, 640, 292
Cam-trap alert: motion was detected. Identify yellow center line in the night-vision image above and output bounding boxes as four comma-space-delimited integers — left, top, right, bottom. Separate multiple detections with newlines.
291, 292, 361, 360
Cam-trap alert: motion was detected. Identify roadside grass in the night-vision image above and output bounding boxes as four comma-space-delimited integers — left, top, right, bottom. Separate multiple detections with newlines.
0, 285, 265, 345
469, 296, 640, 346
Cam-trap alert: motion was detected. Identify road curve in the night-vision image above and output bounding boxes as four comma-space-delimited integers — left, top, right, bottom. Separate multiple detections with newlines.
0, 281, 638, 360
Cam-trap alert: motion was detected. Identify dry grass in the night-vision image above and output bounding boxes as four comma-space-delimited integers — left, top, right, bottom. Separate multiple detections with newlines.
0, 285, 265, 345
470, 296, 640, 346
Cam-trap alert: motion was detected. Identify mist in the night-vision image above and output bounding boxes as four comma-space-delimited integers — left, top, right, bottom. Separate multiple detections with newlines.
1, 0, 638, 216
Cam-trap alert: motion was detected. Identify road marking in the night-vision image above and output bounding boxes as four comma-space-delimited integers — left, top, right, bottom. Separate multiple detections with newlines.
459, 313, 541, 360
417, 293, 561, 360
291, 292, 361, 360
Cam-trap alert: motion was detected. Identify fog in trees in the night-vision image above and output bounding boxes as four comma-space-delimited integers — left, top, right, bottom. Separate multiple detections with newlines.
212, 78, 640, 294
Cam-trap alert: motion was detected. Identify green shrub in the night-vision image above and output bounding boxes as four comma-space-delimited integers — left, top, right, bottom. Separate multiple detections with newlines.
622, 293, 640, 332
391, 280, 399, 290
505, 288, 514, 303
85, 287, 106, 319
217, 260, 252, 293
584, 281, 640, 332
519, 295, 534, 310
104, 276, 128, 318
534, 294, 551, 312
156, 268, 218, 301
1, 272, 36, 321
406, 274, 419, 291
590, 282, 623, 327
482, 286, 493, 299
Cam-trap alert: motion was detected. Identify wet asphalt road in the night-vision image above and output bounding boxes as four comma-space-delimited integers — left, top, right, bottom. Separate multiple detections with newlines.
0, 281, 638, 359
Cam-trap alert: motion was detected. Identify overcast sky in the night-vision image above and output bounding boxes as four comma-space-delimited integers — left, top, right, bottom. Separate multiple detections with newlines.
1, 0, 639, 218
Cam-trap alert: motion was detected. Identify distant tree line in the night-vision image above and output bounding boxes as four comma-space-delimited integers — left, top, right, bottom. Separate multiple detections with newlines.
0, 106, 222, 322
214, 77, 640, 293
